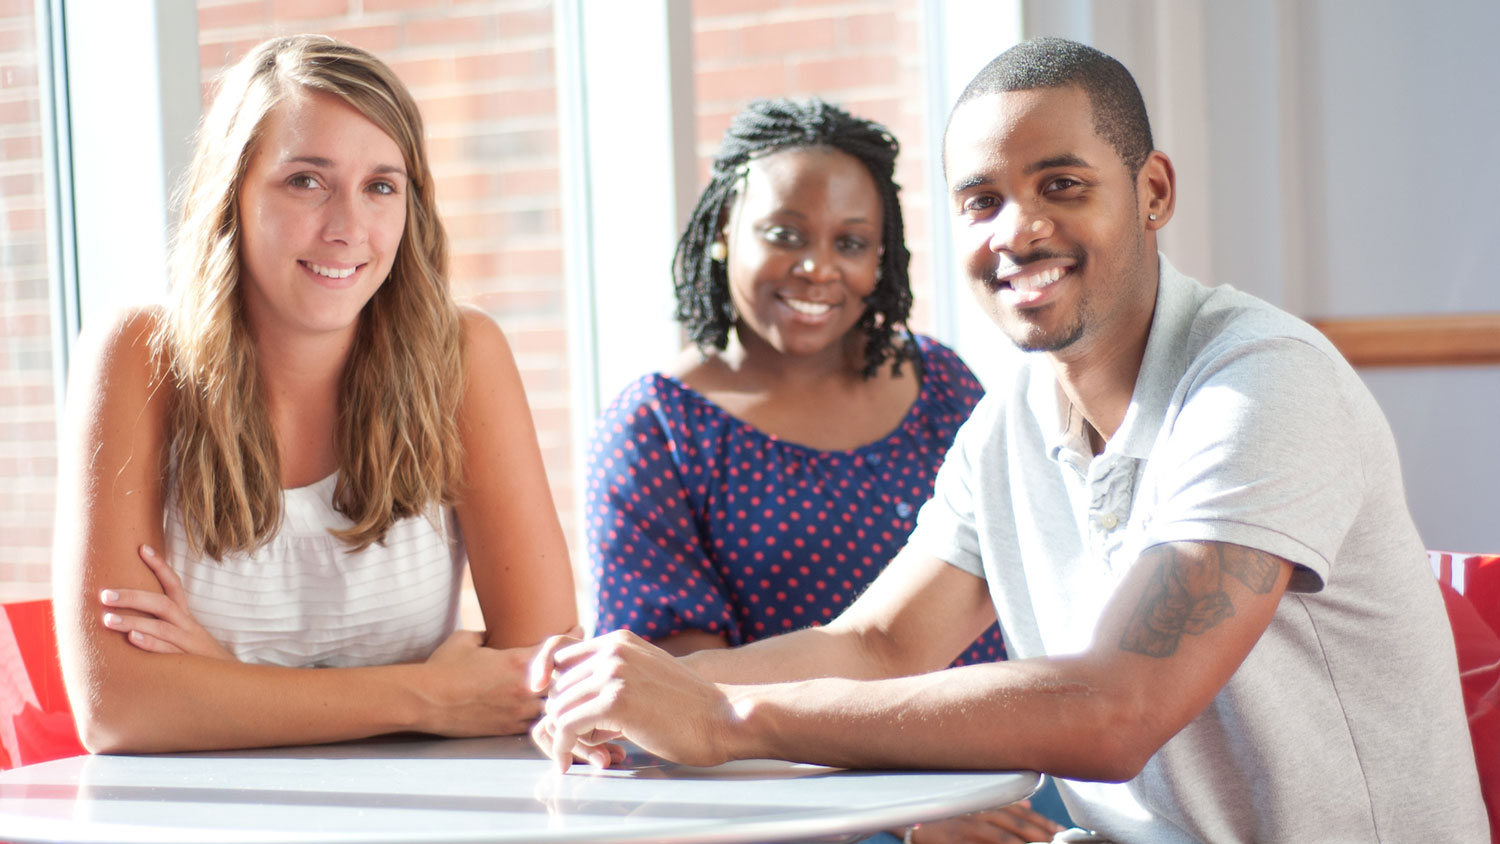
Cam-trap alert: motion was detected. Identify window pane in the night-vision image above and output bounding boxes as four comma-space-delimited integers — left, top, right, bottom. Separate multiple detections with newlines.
0, 5, 58, 602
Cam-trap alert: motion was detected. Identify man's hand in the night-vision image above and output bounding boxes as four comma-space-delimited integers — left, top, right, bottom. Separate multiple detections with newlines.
99, 543, 234, 660
529, 629, 739, 772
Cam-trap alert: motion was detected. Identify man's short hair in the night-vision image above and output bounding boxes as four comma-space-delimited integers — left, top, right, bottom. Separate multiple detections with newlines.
952, 37, 1154, 178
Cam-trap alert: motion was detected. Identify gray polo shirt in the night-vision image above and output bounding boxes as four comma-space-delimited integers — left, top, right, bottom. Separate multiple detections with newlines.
910, 256, 1488, 843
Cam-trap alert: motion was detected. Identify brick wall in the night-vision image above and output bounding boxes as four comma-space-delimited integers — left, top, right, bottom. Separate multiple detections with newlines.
1, 0, 935, 603
0, 1, 56, 602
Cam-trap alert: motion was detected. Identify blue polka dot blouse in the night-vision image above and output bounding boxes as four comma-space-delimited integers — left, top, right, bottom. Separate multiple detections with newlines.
585, 334, 1006, 665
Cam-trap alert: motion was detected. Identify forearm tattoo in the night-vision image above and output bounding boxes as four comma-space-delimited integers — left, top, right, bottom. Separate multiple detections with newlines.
1119, 544, 1280, 658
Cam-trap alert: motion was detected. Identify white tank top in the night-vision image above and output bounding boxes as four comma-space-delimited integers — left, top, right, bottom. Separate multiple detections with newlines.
164, 473, 465, 667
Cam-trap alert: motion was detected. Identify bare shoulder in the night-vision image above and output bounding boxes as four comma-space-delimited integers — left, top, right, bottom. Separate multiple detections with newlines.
453, 306, 532, 436
79, 304, 164, 363
665, 344, 732, 393
456, 306, 517, 376
457, 304, 505, 349
69, 305, 172, 410
55, 305, 174, 589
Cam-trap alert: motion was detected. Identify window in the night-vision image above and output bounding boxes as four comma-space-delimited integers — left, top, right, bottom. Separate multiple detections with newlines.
0, 0, 1018, 603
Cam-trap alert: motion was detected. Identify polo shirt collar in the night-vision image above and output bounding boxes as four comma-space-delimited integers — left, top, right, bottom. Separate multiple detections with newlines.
1110, 253, 1197, 460
1040, 253, 1198, 464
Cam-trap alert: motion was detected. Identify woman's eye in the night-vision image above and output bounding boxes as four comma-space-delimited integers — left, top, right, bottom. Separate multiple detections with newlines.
836, 236, 870, 255
288, 174, 320, 190
368, 180, 398, 196
764, 226, 804, 247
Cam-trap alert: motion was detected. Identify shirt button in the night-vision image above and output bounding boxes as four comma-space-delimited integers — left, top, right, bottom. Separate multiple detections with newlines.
896, 502, 913, 518
1099, 512, 1120, 530
867, 453, 882, 466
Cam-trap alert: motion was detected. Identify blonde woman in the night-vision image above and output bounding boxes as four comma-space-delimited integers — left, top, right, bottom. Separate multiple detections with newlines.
51, 35, 576, 753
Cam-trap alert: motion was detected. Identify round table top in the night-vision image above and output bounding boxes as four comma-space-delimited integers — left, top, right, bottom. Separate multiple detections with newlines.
0, 735, 1040, 844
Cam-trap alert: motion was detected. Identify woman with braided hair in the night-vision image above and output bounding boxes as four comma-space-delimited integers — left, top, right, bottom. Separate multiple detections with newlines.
583, 98, 1066, 843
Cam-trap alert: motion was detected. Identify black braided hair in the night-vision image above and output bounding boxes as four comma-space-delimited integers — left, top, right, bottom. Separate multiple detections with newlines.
671, 98, 918, 379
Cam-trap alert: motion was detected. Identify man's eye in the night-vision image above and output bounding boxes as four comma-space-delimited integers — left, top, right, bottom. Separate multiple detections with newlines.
962, 195, 998, 214
1046, 177, 1082, 192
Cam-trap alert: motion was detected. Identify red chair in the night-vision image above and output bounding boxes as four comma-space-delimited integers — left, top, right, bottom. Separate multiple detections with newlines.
1, 600, 86, 770
1429, 551, 1500, 841
1432, 551, 1500, 638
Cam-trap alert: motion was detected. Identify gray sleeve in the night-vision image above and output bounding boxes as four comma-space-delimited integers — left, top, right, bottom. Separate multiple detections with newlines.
1141, 337, 1367, 591
907, 395, 993, 579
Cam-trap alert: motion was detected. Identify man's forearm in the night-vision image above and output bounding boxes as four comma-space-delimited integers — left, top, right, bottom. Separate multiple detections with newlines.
682, 623, 902, 686
681, 550, 994, 686
718, 657, 1143, 781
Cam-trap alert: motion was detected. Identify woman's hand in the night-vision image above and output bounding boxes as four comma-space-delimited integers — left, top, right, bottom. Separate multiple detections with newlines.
417, 630, 568, 738
906, 802, 1067, 843
99, 544, 234, 660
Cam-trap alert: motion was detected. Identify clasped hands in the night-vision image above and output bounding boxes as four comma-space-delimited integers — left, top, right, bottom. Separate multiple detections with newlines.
528, 632, 1067, 843
527, 629, 739, 772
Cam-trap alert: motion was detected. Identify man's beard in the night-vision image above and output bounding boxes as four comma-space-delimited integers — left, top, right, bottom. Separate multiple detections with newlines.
982, 249, 1087, 353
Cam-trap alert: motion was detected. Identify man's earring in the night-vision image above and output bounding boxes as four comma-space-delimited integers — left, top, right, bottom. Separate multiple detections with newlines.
709, 241, 727, 262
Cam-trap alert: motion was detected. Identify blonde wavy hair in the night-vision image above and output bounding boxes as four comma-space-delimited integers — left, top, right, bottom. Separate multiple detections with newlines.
155, 34, 464, 559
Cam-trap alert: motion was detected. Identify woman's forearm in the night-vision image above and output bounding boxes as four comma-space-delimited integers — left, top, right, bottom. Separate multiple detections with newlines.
72, 652, 427, 753
67, 625, 545, 753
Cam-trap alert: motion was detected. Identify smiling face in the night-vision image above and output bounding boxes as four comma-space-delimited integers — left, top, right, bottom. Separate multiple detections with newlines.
722, 146, 884, 365
236, 87, 408, 345
945, 85, 1167, 359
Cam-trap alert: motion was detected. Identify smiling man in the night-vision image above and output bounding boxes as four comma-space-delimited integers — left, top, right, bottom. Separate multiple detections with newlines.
531, 39, 1489, 843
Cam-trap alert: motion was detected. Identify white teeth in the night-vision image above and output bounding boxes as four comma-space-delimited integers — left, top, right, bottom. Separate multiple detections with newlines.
1009, 265, 1063, 292
306, 262, 356, 280
783, 298, 832, 316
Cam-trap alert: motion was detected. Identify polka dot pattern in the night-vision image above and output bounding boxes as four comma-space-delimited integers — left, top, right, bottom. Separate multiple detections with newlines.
585, 335, 1005, 666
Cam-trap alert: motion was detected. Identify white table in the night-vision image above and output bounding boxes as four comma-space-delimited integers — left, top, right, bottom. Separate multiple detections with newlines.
0, 735, 1039, 844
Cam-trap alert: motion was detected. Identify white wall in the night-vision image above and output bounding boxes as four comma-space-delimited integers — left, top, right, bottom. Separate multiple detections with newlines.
1197, 1, 1500, 551
1362, 366, 1500, 551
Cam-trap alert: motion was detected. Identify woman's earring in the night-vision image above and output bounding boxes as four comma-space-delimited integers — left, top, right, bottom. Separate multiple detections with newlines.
709, 241, 727, 262
1148, 213, 1158, 221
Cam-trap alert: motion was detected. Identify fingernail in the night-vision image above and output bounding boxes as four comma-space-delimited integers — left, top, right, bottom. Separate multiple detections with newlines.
103, 613, 122, 628
101, 589, 118, 603
141, 545, 157, 558
130, 631, 146, 643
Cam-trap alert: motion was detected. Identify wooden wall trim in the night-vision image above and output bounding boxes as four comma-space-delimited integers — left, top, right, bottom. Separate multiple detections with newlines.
1310, 314, 1500, 368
